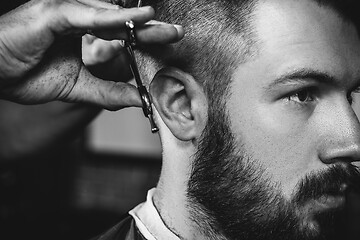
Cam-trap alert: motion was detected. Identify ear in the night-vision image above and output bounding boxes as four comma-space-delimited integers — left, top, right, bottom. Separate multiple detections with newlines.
150, 67, 208, 141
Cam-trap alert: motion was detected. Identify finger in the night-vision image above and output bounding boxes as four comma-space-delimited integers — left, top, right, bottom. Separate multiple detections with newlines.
53, 4, 155, 33
82, 37, 123, 65
82, 34, 97, 44
86, 48, 133, 82
145, 20, 172, 25
77, 0, 120, 10
94, 23, 184, 44
67, 66, 142, 110
137, 24, 185, 44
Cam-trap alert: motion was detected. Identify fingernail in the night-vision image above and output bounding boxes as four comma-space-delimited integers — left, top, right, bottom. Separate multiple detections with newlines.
139, 6, 153, 11
173, 24, 185, 39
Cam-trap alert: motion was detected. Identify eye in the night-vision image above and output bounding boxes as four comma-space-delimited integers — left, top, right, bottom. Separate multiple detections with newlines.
348, 86, 360, 105
287, 88, 316, 104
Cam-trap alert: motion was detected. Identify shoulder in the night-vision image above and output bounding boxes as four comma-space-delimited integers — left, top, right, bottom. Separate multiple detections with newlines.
90, 214, 146, 240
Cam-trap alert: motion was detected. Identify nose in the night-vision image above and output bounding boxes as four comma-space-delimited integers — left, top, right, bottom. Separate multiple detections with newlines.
318, 100, 360, 164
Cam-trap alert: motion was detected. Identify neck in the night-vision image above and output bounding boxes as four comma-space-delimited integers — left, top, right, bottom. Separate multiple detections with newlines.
153, 141, 206, 240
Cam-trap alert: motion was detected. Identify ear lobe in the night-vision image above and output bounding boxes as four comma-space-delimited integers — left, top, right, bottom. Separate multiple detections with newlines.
150, 67, 207, 141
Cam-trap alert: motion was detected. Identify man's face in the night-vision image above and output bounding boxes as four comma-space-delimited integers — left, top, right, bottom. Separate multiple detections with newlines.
229, 0, 360, 200
188, 0, 360, 239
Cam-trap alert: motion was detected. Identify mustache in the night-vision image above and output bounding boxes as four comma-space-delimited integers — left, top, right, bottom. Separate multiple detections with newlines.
293, 163, 360, 205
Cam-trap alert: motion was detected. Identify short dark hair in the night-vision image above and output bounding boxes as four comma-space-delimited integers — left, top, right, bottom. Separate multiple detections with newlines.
133, 0, 360, 108
134, 0, 258, 107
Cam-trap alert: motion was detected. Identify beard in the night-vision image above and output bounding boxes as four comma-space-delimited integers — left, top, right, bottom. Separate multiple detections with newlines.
187, 104, 360, 240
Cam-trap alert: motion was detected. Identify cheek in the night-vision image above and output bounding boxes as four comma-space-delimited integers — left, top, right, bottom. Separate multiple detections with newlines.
229, 101, 319, 198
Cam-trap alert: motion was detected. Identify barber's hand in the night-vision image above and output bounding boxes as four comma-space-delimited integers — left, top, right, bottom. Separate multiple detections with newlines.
0, 0, 183, 110
82, 34, 133, 82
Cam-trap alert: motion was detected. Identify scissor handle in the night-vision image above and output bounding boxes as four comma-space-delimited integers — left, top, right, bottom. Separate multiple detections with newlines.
138, 85, 159, 133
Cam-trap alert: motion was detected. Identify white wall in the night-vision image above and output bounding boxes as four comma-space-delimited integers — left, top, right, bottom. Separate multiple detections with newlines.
87, 108, 161, 157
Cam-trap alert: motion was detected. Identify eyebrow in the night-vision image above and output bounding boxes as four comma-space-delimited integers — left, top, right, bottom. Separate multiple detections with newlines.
266, 68, 339, 90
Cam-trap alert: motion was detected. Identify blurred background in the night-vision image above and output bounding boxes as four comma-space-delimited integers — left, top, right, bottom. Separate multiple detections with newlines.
0, 100, 162, 240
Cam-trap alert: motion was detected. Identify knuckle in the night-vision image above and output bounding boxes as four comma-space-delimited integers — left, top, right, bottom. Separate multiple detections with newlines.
38, 0, 62, 12
88, 6, 100, 16
90, 8, 109, 28
37, 0, 68, 31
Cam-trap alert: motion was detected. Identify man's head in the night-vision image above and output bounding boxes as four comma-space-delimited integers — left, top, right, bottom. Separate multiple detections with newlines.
135, 0, 360, 239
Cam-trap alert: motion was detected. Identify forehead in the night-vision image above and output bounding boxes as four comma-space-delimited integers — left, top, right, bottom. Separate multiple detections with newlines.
239, 0, 360, 85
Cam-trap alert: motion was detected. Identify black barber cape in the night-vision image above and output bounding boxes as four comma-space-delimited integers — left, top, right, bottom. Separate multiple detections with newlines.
91, 215, 147, 240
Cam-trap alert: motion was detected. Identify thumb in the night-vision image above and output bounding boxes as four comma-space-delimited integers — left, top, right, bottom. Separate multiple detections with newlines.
67, 67, 142, 110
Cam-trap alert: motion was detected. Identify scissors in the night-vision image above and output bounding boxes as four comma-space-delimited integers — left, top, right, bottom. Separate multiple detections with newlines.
121, 0, 159, 133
